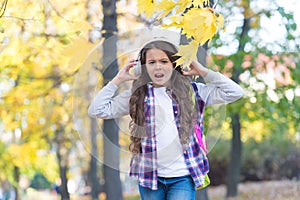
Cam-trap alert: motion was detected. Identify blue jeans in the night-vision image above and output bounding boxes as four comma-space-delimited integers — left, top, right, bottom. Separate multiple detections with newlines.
138, 175, 196, 200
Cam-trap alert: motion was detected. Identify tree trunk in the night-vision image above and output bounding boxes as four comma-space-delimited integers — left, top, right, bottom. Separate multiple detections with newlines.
58, 163, 70, 200
225, 17, 250, 198
89, 118, 101, 199
103, 119, 123, 200
101, 0, 123, 199
56, 133, 70, 200
13, 166, 20, 200
195, 187, 209, 200
85, 1, 102, 199
180, 33, 210, 200
226, 113, 241, 197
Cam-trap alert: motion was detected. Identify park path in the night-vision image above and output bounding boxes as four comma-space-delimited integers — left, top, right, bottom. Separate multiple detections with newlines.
22, 180, 299, 200
208, 180, 300, 200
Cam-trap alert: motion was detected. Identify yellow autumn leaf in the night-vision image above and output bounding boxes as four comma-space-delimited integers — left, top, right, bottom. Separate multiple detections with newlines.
156, 0, 177, 19
8, 143, 38, 168
192, 0, 210, 7
137, 0, 155, 19
61, 37, 97, 70
175, 40, 199, 68
70, 20, 93, 37
175, 0, 193, 14
217, 12, 225, 29
181, 7, 224, 45
35, 153, 59, 182
161, 15, 184, 29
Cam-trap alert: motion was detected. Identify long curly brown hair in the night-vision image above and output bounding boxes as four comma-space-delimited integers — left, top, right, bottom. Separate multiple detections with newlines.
129, 40, 196, 154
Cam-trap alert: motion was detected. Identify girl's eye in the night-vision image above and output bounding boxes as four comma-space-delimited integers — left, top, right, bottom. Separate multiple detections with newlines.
162, 60, 168, 64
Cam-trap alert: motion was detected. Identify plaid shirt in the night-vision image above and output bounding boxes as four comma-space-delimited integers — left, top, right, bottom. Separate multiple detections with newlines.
129, 82, 209, 190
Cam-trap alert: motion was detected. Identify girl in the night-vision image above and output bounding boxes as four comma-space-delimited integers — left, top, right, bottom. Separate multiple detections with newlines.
88, 40, 243, 199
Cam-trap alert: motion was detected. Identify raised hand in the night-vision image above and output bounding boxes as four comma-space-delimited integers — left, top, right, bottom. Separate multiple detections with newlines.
112, 59, 140, 86
181, 60, 209, 77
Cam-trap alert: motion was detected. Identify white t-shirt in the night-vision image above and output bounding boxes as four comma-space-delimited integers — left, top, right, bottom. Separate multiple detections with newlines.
153, 87, 190, 177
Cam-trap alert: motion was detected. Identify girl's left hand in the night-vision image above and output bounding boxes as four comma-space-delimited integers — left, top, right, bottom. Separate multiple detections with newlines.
181, 60, 209, 77
111, 59, 140, 86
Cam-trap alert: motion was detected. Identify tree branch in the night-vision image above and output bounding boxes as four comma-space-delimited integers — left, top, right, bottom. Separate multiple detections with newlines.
0, 0, 8, 18
46, 0, 73, 22
2, 16, 40, 23
0, 69, 79, 100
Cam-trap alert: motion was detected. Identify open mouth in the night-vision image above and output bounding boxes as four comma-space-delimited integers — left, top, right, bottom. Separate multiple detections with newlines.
154, 74, 164, 78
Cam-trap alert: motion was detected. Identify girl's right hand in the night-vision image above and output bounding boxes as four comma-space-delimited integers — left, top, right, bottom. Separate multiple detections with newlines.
111, 59, 140, 86
182, 60, 209, 77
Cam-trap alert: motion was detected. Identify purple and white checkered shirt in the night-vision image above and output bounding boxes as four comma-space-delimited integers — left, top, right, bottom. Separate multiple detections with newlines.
129, 82, 209, 190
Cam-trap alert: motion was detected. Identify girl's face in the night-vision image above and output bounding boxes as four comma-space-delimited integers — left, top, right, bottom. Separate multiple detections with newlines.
145, 48, 174, 87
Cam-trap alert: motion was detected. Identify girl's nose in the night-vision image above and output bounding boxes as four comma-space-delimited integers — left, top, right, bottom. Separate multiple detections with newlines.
154, 63, 162, 70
